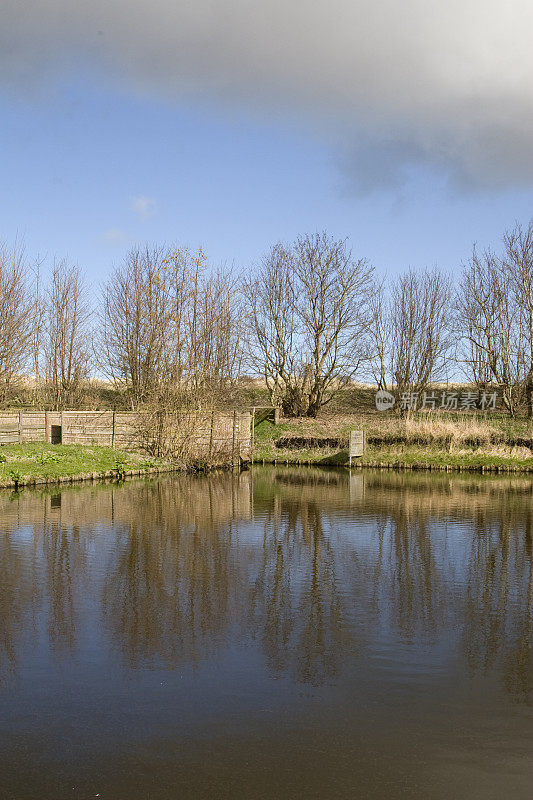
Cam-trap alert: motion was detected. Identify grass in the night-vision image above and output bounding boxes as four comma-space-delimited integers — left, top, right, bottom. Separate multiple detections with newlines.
252, 412, 533, 471
0, 442, 170, 486
3, 406, 533, 483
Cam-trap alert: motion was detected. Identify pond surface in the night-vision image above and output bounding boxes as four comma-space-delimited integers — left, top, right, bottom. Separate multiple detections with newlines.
1, 467, 532, 799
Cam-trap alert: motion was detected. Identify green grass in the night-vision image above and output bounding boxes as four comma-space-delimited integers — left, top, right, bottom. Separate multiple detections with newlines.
252, 415, 533, 471
0, 443, 170, 485
360, 445, 533, 469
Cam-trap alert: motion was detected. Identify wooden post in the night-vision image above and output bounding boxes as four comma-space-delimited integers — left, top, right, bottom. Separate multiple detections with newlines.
209, 410, 215, 459
250, 407, 255, 464
111, 411, 116, 448
45, 410, 49, 443
232, 410, 237, 466
18, 410, 23, 443
60, 411, 64, 444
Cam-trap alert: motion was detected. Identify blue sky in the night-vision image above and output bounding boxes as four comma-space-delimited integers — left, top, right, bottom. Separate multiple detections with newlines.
1, 1, 532, 287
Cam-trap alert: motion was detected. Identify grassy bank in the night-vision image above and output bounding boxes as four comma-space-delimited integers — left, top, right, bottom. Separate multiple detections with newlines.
253, 413, 533, 472
0, 443, 173, 488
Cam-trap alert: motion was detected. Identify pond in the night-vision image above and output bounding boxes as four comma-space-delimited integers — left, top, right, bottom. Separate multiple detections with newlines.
1, 468, 532, 799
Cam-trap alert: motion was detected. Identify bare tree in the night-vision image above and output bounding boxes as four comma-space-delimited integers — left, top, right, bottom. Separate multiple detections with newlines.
101, 245, 243, 411
193, 269, 243, 399
293, 234, 374, 416
368, 280, 390, 391
162, 248, 243, 406
456, 247, 524, 415
43, 260, 92, 409
503, 222, 533, 417
29, 258, 46, 407
390, 267, 452, 412
0, 243, 34, 403
244, 243, 300, 412
101, 245, 171, 408
245, 233, 374, 417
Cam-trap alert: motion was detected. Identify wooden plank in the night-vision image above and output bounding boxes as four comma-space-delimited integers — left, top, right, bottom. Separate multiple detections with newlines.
0, 408, 253, 459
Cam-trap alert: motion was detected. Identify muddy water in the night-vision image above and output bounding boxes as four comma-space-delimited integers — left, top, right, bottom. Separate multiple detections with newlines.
0, 468, 532, 799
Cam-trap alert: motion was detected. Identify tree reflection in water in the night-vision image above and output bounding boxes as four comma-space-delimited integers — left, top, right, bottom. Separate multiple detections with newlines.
0, 469, 531, 700
464, 501, 533, 703
101, 474, 251, 669
249, 472, 350, 684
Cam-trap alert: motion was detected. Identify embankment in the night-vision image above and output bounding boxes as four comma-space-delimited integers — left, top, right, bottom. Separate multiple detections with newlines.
253, 414, 533, 472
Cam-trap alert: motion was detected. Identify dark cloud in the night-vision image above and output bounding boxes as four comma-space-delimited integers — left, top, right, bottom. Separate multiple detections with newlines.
2, 1, 532, 191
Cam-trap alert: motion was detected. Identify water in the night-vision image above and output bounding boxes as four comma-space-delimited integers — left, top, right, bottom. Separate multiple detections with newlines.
0, 467, 532, 799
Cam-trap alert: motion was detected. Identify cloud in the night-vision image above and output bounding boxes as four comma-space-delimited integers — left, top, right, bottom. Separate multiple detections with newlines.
102, 227, 127, 244
1, 1, 532, 191
130, 195, 156, 219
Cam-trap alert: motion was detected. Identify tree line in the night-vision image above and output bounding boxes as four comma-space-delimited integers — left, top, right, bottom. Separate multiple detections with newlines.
1, 223, 532, 416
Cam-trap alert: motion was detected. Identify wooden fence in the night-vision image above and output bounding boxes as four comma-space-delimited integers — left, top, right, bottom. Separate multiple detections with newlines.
249, 406, 280, 426
248, 406, 280, 455
0, 470, 253, 531
0, 410, 252, 462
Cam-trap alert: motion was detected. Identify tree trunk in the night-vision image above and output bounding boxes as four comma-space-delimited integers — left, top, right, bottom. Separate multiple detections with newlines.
526, 368, 533, 419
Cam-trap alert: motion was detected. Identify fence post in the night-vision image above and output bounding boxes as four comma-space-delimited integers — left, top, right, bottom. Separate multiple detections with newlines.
232, 410, 237, 466
111, 411, 116, 448
209, 410, 215, 459
250, 407, 255, 464
45, 410, 49, 443
18, 410, 23, 443
60, 411, 64, 444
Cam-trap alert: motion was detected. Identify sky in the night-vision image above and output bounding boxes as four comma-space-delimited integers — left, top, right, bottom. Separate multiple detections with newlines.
1, 1, 532, 286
